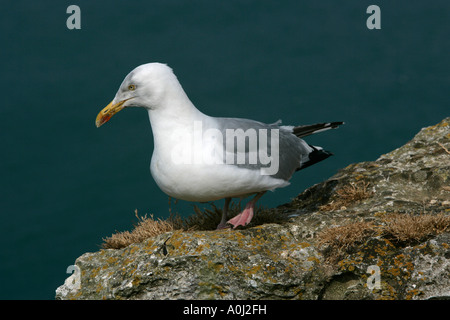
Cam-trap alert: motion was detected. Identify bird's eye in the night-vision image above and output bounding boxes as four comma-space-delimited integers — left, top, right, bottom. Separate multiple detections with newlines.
128, 84, 136, 91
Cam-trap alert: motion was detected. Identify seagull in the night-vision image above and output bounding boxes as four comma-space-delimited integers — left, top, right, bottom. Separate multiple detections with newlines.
96, 63, 343, 229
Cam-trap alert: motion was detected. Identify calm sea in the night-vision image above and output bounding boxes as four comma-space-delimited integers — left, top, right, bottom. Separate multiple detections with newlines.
0, 0, 448, 299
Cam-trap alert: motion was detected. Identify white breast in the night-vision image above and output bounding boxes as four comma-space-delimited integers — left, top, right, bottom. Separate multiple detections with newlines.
148, 112, 288, 201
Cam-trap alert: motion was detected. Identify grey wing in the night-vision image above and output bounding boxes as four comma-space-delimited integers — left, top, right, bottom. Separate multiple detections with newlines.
209, 118, 313, 181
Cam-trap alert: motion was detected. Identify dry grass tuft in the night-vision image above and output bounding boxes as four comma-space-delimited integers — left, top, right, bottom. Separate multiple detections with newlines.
102, 201, 290, 249
182, 201, 289, 230
317, 213, 450, 262
317, 221, 377, 259
102, 210, 184, 249
320, 181, 373, 211
382, 213, 450, 243
183, 202, 241, 231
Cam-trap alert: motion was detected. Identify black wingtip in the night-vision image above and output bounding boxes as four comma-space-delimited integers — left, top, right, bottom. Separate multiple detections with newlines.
292, 121, 344, 138
297, 147, 333, 171
329, 121, 345, 128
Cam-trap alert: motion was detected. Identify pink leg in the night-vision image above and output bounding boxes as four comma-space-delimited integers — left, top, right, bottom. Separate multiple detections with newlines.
227, 192, 266, 229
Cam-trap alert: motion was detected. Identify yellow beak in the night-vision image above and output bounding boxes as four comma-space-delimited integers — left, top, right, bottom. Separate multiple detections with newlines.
95, 99, 130, 128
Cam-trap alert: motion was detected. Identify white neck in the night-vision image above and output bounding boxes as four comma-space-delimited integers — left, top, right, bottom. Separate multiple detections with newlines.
147, 89, 207, 152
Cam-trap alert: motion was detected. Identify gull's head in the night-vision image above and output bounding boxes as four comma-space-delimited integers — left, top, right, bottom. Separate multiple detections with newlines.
96, 63, 177, 127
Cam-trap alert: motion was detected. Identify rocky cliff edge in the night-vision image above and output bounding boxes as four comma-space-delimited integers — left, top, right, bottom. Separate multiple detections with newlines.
56, 118, 450, 300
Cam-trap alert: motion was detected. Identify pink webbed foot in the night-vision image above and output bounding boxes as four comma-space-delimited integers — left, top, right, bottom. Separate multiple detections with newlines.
227, 202, 254, 229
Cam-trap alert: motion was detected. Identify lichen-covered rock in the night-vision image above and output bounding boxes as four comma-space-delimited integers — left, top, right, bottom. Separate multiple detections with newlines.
56, 225, 327, 300
56, 118, 450, 300
320, 233, 450, 300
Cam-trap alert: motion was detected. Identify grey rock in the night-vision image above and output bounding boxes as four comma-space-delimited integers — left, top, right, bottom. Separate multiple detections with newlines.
56, 118, 450, 300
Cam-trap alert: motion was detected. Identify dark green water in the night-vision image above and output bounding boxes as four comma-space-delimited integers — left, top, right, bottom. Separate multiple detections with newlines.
0, 1, 448, 299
